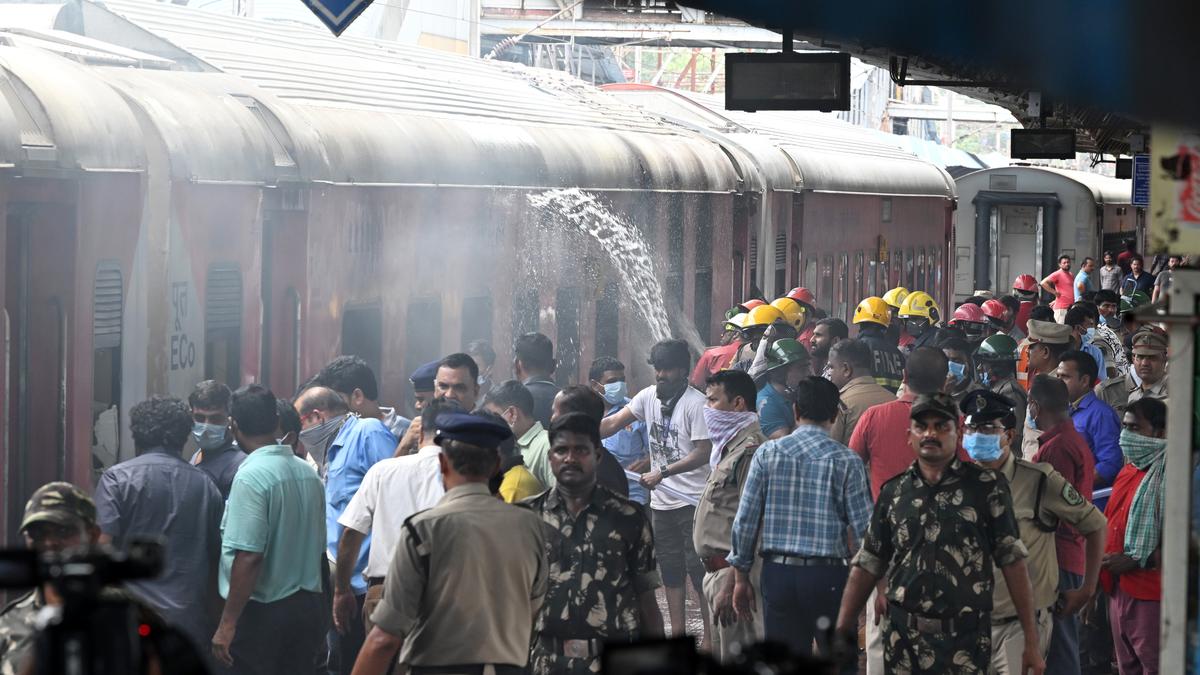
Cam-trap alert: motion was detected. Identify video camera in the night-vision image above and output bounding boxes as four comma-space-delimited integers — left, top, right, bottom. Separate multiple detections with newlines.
0, 538, 164, 675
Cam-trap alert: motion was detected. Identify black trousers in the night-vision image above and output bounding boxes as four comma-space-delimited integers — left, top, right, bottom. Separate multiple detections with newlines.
229, 590, 327, 675
327, 592, 366, 675
760, 560, 852, 673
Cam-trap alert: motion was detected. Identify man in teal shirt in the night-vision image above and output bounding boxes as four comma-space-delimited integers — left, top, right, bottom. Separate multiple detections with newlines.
212, 385, 327, 674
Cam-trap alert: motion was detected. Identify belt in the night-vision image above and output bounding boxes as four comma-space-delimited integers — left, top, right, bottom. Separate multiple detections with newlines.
538, 635, 607, 658
409, 665, 525, 675
763, 553, 847, 567
887, 604, 984, 635
991, 607, 1050, 626
702, 553, 731, 573
367, 577, 385, 587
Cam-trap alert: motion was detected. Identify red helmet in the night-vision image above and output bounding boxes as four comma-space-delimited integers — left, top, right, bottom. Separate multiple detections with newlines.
786, 287, 816, 307
981, 299, 1011, 324
1012, 274, 1038, 293
950, 303, 988, 326
739, 298, 767, 312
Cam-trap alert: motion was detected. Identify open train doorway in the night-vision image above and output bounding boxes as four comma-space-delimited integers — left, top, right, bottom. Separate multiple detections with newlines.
992, 203, 1043, 294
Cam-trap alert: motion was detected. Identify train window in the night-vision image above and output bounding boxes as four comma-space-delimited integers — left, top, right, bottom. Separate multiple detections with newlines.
342, 304, 383, 382
839, 252, 849, 321
749, 235, 758, 296
405, 296, 442, 410
774, 233, 787, 296
882, 198, 893, 223
555, 287, 581, 387
905, 248, 915, 289
92, 262, 122, 472
820, 255, 833, 315
511, 288, 539, 338
804, 259, 817, 295
932, 248, 943, 301
205, 264, 242, 386
286, 287, 302, 396
854, 252, 865, 304
595, 282, 620, 358
695, 212, 714, 345
915, 248, 924, 291
732, 252, 745, 304
666, 196, 685, 310
460, 296, 493, 348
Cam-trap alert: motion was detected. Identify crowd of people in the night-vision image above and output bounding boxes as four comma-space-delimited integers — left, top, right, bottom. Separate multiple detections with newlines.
0, 245, 1181, 675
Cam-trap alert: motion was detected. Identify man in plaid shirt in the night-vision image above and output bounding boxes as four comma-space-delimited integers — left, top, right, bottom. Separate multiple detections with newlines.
728, 376, 871, 668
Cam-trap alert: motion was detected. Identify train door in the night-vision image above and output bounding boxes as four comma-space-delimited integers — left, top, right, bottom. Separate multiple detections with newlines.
5, 203, 74, 534
992, 204, 1042, 293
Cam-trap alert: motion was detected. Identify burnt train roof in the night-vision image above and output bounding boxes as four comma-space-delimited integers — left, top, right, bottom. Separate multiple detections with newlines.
0, 0, 741, 191
604, 85, 955, 199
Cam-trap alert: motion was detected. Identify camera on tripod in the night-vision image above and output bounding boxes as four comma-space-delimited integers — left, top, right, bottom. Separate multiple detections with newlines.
0, 538, 164, 675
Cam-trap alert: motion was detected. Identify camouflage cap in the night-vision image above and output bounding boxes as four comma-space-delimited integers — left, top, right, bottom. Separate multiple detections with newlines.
20, 482, 97, 532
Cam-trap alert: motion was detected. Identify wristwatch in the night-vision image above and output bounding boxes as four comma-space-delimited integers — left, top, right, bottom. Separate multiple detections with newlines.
660, 465, 672, 478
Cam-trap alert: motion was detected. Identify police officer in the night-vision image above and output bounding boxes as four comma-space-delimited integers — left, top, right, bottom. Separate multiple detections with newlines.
852, 297, 905, 393
0, 483, 103, 675
975, 334, 1028, 432
394, 360, 441, 457
353, 413, 549, 675
959, 390, 1107, 675
835, 392, 1045, 675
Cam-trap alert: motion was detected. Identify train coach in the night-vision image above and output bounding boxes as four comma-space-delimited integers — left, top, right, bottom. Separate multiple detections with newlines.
952, 165, 1141, 302
0, 0, 954, 540
605, 85, 957, 322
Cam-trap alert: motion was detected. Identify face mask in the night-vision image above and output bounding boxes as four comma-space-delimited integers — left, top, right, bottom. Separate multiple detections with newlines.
192, 422, 228, 451
602, 381, 628, 405
963, 432, 1004, 462
1118, 428, 1167, 467
299, 413, 348, 465
1084, 327, 1096, 343
476, 375, 487, 386
1025, 404, 1039, 431
656, 377, 687, 404
947, 361, 967, 384
979, 371, 992, 388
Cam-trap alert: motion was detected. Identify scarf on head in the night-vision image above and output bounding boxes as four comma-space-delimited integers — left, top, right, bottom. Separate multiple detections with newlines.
1120, 429, 1168, 565
702, 407, 759, 461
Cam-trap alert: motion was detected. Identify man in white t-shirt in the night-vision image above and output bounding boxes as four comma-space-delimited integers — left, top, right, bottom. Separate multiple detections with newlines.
334, 399, 458, 637
601, 339, 712, 646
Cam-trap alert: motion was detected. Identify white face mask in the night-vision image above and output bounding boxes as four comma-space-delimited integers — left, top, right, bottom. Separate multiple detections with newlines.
298, 413, 348, 466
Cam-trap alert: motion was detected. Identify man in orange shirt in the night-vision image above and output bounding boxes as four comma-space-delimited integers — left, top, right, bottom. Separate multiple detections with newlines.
1041, 255, 1076, 323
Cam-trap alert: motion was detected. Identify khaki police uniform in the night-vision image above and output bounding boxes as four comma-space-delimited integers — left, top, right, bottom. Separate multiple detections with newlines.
371, 483, 548, 673
960, 392, 1107, 675
1097, 328, 1169, 416
829, 375, 895, 446
692, 423, 767, 662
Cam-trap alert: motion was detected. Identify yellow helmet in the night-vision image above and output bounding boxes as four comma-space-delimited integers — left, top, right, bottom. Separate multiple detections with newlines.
723, 312, 749, 331
882, 286, 910, 310
897, 290, 941, 323
769, 297, 805, 329
744, 304, 785, 327
852, 297, 891, 326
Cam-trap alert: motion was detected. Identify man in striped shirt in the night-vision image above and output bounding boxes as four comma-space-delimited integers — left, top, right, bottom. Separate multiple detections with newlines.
728, 376, 872, 668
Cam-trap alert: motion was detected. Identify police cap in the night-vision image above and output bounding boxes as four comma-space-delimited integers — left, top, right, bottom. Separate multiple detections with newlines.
960, 390, 1017, 428
1027, 320, 1072, 345
409, 359, 440, 392
433, 412, 513, 450
21, 482, 97, 533
910, 392, 959, 423
1131, 328, 1168, 356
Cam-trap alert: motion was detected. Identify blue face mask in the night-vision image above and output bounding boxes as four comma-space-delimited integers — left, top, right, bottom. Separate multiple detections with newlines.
1025, 404, 1039, 430
192, 422, 227, 451
947, 360, 967, 383
1084, 327, 1096, 343
963, 432, 1004, 462
602, 381, 628, 405
979, 370, 992, 388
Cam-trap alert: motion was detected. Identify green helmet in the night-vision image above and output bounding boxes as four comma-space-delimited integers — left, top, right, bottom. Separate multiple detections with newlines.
974, 334, 1019, 362
765, 338, 810, 370
725, 306, 741, 320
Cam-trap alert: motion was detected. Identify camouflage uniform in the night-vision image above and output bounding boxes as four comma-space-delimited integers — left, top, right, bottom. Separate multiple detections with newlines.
524, 485, 662, 674
0, 482, 98, 675
852, 458, 1028, 674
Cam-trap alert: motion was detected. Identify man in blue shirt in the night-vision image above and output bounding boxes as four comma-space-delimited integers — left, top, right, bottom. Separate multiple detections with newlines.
295, 385, 396, 675
1055, 351, 1123, 493
1064, 305, 1105, 378
730, 377, 871, 667
589, 356, 649, 503
756, 338, 811, 439
1074, 256, 1096, 299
